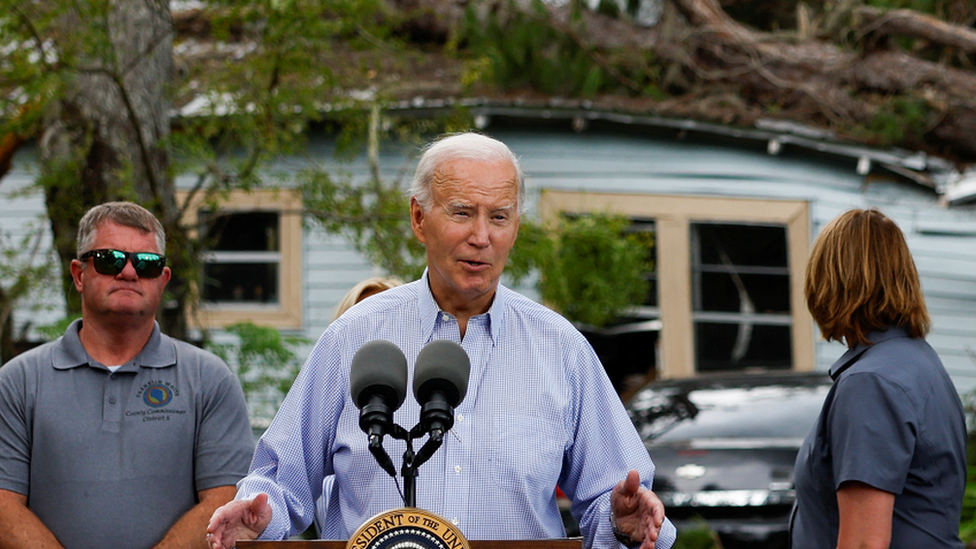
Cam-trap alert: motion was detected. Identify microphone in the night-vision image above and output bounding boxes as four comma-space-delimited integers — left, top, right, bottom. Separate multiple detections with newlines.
413, 340, 470, 441
350, 340, 408, 477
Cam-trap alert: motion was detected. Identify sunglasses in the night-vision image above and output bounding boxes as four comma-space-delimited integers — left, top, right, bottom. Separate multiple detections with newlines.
80, 249, 167, 279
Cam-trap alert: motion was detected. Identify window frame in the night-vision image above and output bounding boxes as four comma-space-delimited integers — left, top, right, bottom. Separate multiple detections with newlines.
539, 190, 813, 379
179, 189, 303, 329
690, 221, 794, 371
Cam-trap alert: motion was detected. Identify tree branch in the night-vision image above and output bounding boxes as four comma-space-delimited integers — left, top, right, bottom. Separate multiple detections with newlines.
855, 6, 976, 55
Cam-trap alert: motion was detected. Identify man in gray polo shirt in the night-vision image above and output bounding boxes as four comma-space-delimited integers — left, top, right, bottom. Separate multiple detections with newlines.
0, 202, 255, 549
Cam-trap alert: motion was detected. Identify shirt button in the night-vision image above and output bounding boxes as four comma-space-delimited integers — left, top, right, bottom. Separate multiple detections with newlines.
109, 397, 116, 404
441, 313, 450, 322
457, 413, 464, 422
451, 518, 460, 526
454, 465, 461, 474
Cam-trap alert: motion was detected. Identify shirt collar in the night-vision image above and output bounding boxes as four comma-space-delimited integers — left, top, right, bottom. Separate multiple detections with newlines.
417, 269, 505, 345
828, 325, 908, 380
52, 319, 175, 371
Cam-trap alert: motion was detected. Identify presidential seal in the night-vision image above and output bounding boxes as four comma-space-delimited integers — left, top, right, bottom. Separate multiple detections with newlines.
347, 508, 470, 549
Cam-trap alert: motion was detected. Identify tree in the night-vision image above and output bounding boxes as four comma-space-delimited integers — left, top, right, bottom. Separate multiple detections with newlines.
0, 0, 424, 341
1, 1, 177, 315
4, 0, 973, 349
457, 0, 976, 160
207, 322, 310, 423
508, 213, 652, 328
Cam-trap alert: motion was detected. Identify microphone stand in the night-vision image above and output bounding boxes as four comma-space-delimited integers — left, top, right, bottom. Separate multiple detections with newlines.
388, 423, 446, 508
368, 392, 457, 508
401, 439, 417, 508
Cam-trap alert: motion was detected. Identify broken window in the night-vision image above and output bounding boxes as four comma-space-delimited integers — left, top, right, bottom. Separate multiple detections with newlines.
691, 223, 792, 371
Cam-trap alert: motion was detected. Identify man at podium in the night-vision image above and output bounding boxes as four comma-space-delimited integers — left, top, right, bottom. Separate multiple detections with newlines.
208, 133, 676, 549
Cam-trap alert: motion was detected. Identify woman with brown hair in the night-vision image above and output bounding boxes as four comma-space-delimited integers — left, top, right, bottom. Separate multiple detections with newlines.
790, 208, 966, 549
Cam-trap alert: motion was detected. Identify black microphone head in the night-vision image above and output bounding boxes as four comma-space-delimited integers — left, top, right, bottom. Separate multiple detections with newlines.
414, 340, 470, 407
350, 340, 408, 410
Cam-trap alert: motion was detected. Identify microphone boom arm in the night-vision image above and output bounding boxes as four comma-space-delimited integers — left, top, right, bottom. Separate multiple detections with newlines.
368, 433, 397, 478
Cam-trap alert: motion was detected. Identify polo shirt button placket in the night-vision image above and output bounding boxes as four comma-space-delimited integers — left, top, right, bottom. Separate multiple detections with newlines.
108, 373, 117, 405
104, 372, 122, 424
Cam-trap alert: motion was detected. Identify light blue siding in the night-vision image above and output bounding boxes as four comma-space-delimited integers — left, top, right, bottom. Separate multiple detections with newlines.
485, 126, 976, 393
3, 121, 976, 396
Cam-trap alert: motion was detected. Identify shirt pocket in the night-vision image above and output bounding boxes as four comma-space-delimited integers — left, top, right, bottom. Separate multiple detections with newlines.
489, 413, 564, 493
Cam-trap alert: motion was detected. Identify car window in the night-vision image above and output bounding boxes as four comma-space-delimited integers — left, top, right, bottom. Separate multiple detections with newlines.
629, 381, 830, 442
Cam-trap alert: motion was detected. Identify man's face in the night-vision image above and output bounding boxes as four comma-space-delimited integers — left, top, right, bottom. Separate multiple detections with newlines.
70, 221, 171, 320
411, 158, 520, 314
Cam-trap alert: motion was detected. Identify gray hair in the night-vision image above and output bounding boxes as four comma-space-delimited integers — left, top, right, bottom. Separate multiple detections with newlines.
409, 132, 525, 214
77, 201, 166, 257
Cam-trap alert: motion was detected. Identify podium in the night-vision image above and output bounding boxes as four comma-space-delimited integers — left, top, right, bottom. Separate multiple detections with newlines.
238, 540, 583, 549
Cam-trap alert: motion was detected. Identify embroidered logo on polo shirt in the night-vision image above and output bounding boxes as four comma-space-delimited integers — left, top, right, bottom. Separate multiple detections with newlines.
136, 380, 179, 408
128, 380, 185, 422
143, 384, 173, 407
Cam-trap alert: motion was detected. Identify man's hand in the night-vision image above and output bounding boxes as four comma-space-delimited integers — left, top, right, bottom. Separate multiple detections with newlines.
206, 493, 273, 549
153, 485, 238, 549
610, 470, 666, 549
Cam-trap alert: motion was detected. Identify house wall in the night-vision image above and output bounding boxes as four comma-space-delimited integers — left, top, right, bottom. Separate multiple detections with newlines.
0, 148, 64, 338
481, 123, 976, 393
3, 121, 976, 395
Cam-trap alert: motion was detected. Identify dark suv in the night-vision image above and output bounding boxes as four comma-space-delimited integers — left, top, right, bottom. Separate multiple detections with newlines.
628, 371, 832, 549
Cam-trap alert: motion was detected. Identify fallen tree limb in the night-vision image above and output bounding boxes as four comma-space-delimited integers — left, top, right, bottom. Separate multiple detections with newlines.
855, 6, 976, 55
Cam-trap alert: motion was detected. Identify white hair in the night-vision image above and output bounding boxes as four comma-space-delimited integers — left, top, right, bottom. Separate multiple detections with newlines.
409, 132, 525, 214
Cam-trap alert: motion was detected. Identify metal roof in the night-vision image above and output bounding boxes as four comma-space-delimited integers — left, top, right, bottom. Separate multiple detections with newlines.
379, 98, 975, 206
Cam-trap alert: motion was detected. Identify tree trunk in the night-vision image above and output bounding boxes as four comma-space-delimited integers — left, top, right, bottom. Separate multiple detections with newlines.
38, 0, 187, 338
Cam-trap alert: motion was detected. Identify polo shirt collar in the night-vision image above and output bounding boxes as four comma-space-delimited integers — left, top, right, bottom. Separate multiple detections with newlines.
828, 325, 908, 380
417, 269, 504, 345
52, 319, 175, 370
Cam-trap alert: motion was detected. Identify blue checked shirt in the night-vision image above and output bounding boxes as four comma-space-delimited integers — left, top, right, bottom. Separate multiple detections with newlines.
238, 272, 676, 549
